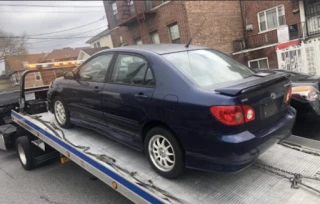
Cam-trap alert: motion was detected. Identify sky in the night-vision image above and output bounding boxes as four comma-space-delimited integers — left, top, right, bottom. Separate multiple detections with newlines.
0, 1, 107, 55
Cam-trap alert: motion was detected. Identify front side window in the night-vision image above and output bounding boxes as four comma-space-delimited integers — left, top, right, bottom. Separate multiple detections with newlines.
168, 23, 180, 44
163, 50, 254, 87
110, 54, 154, 86
248, 58, 269, 69
78, 54, 113, 82
258, 5, 286, 32
150, 31, 160, 44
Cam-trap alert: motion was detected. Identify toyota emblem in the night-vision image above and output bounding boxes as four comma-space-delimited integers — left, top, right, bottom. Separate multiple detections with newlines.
270, 93, 276, 100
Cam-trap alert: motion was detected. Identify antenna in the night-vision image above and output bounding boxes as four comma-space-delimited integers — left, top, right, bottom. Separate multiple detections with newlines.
185, 18, 207, 48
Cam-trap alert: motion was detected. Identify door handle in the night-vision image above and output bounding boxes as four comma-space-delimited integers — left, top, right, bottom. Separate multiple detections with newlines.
135, 92, 148, 98
93, 86, 100, 93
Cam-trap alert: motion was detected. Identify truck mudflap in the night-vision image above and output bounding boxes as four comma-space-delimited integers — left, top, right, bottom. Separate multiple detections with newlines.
0, 124, 16, 150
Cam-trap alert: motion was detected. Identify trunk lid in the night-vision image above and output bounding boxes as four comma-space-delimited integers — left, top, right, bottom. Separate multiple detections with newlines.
215, 72, 291, 133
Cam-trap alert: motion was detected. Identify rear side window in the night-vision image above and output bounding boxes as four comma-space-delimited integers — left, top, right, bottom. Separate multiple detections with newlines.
110, 54, 154, 86
163, 50, 254, 87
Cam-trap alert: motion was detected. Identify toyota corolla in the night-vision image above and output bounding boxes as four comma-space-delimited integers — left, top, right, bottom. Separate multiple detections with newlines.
47, 44, 296, 178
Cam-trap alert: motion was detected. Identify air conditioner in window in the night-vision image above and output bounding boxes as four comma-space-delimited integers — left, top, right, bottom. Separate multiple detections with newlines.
246, 24, 253, 31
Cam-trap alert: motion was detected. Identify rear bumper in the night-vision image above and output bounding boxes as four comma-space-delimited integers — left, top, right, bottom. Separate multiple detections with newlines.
185, 106, 296, 173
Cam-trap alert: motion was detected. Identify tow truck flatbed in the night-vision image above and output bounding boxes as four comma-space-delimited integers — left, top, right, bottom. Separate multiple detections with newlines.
11, 110, 320, 204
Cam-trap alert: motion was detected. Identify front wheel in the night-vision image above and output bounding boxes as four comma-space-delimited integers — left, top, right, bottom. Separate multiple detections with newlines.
145, 127, 184, 179
53, 96, 73, 128
16, 136, 36, 170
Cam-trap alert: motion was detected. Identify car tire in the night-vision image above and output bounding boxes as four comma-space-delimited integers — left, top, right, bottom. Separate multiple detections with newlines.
16, 136, 36, 170
53, 96, 73, 129
145, 127, 184, 179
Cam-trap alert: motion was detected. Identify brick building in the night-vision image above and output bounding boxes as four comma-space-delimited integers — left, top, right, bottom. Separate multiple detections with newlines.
4, 53, 46, 88
232, 0, 302, 69
103, 0, 244, 55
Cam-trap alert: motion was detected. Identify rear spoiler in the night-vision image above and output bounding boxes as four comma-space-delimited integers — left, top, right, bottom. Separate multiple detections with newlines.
215, 72, 290, 96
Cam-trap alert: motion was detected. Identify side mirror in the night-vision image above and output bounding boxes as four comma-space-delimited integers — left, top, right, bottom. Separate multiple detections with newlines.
64, 71, 75, 80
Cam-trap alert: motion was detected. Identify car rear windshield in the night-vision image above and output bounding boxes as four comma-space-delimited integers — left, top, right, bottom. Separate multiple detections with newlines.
163, 49, 254, 87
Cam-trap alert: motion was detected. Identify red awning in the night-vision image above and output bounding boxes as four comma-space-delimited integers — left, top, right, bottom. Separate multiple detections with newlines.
275, 40, 301, 50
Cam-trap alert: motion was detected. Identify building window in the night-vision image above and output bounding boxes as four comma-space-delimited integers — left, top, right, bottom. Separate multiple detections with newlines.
128, 0, 135, 15
168, 23, 180, 44
135, 37, 142, 45
258, 5, 286, 32
94, 41, 101, 48
112, 1, 119, 25
248, 58, 269, 69
12, 74, 19, 85
150, 31, 160, 44
144, 0, 153, 10
34, 72, 41, 81
23, 61, 28, 68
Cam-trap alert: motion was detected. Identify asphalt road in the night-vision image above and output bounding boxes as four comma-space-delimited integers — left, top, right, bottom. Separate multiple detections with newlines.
0, 149, 132, 204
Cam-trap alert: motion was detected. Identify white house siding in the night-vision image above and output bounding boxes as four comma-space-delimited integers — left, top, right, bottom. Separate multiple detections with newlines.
90, 35, 114, 48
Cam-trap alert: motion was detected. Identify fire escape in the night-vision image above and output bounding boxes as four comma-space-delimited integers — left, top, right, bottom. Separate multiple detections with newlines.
117, 0, 156, 27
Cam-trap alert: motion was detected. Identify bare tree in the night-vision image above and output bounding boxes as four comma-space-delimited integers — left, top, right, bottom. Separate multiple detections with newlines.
0, 29, 28, 61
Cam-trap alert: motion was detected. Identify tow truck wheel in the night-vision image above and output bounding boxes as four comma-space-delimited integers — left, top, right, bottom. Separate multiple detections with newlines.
16, 136, 35, 170
145, 127, 184, 179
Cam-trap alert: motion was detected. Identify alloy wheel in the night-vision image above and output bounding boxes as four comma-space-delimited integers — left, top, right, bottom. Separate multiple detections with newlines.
148, 135, 175, 172
55, 100, 66, 125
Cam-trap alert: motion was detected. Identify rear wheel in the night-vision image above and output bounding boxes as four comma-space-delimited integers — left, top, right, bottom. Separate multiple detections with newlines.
16, 136, 35, 170
53, 96, 73, 128
145, 127, 184, 179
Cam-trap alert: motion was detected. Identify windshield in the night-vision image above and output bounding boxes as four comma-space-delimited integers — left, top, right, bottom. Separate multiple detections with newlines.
163, 49, 254, 87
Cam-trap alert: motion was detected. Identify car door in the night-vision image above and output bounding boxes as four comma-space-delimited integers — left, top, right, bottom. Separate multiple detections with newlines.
65, 53, 114, 126
102, 53, 156, 141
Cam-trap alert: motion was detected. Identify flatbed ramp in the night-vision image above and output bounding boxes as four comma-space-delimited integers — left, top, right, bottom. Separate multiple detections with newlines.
12, 111, 320, 204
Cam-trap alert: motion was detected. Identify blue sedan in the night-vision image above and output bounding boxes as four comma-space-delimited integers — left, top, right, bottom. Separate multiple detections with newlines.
47, 44, 296, 178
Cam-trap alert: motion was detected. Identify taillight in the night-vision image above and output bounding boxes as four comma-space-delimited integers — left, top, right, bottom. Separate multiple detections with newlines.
291, 86, 319, 101
210, 105, 255, 126
285, 85, 292, 104
242, 105, 255, 122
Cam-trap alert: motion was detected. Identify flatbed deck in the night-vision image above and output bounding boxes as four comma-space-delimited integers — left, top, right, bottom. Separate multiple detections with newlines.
11, 111, 320, 204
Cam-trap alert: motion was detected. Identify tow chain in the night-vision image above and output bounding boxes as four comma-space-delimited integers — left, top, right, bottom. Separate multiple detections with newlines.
254, 162, 320, 194
279, 141, 320, 157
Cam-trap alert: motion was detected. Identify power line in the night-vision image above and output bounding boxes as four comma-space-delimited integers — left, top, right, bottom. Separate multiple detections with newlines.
0, 10, 104, 13
0, 4, 103, 8
1, 36, 97, 39
28, 16, 105, 36
26, 26, 107, 44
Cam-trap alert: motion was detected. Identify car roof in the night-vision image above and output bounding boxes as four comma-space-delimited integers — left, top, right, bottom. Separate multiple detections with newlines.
98, 44, 209, 55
